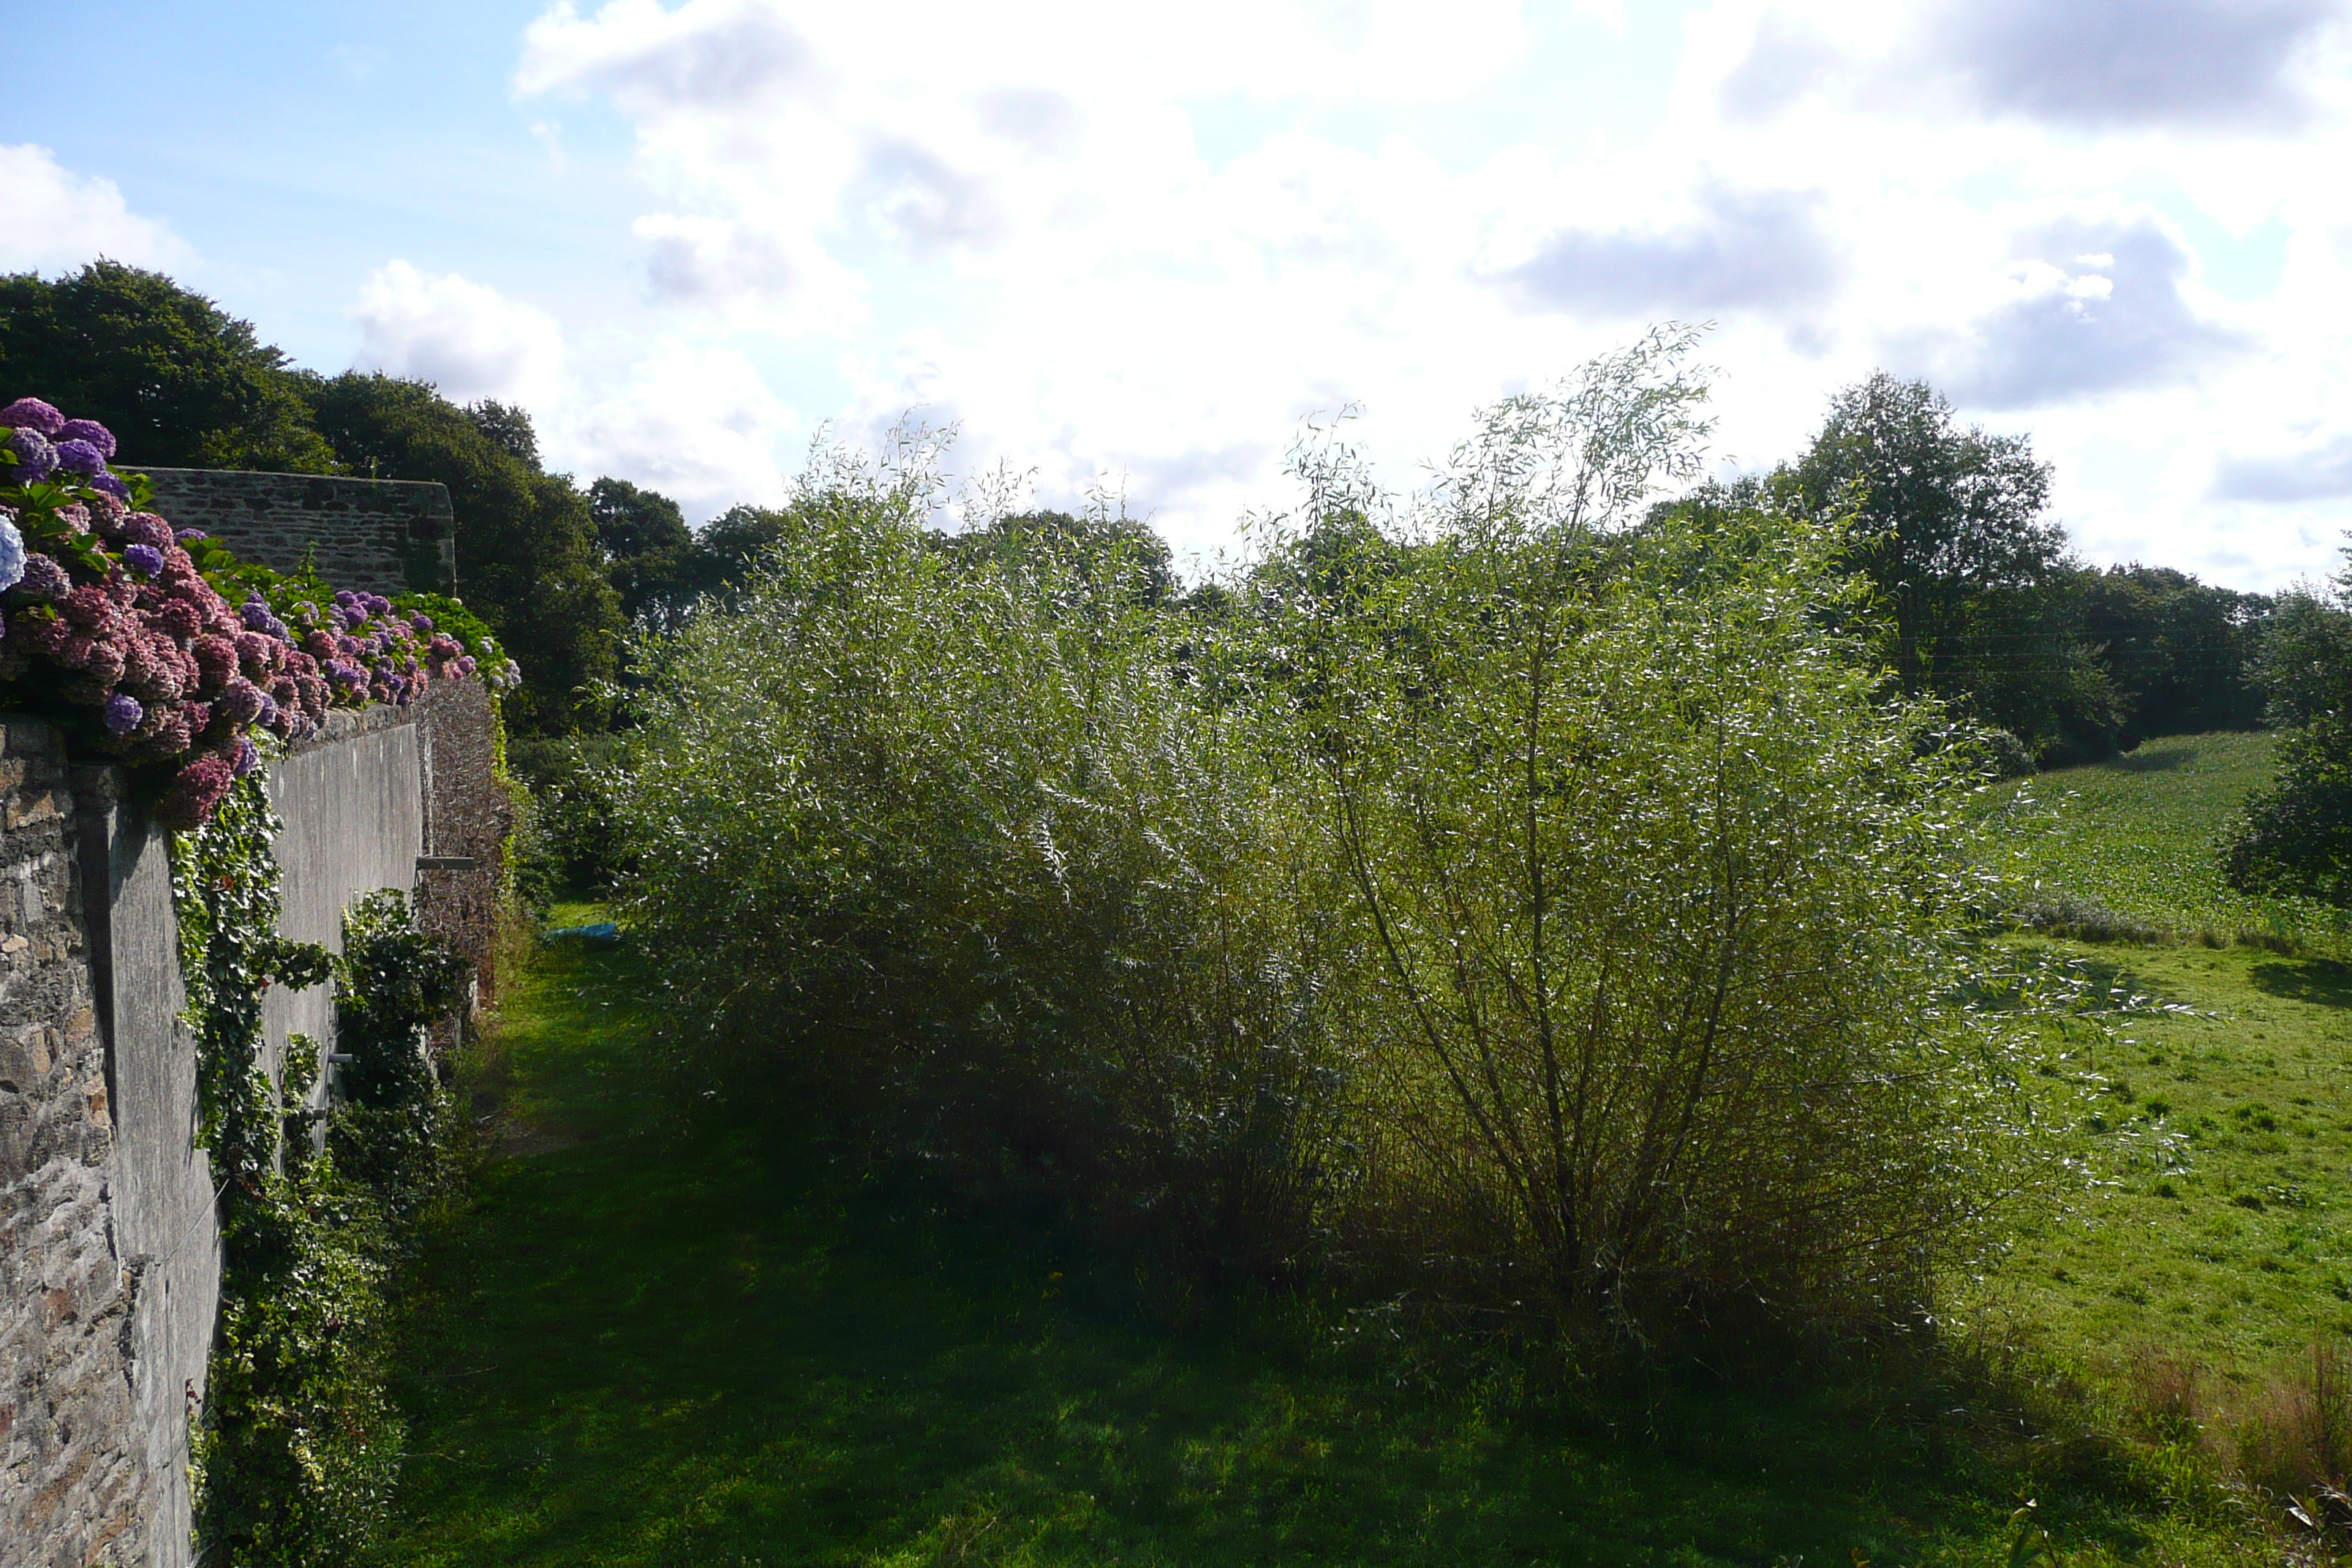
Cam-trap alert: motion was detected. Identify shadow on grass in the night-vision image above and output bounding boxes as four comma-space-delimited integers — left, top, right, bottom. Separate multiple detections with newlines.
373, 925, 2182, 1568
2248, 956, 2352, 1009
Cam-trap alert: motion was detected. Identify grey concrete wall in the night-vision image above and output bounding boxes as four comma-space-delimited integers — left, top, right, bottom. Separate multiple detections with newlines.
139, 470, 456, 598
412, 679, 509, 1016
262, 709, 424, 1110
71, 774, 212, 1568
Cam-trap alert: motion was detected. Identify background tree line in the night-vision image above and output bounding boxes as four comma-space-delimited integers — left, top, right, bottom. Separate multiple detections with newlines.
0, 263, 2287, 766
0, 263, 774, 735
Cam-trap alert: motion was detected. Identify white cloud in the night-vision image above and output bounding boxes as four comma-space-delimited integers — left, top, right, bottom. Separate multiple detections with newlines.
2215, 433, 2352, 502
1883, 214, 2249, 408
1915, 0, 2345, 132
0, 144, 189, 274
483, 0, 2352, 589
1496, 182, 1843, 320
350, 261, 567, 405
559, 339, 798, 518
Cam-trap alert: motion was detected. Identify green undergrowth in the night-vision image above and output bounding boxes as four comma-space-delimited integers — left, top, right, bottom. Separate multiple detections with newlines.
1989, 731, 2340, 946
373, 905, 2283, 1567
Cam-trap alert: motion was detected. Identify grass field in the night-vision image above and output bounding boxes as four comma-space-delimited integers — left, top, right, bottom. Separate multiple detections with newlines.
370, 922, 2272, 1565
1985, 731, 2336, 943
1961, 734, 2352, 1517
1967, 937, 2352, 1371
371, 736, 2352, 1564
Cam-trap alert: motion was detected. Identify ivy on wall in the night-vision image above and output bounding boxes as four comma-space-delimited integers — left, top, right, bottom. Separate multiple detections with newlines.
171, 765, 468, 1567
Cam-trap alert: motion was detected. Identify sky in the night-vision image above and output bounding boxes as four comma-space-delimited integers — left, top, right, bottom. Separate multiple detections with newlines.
7, 0, 2352, 589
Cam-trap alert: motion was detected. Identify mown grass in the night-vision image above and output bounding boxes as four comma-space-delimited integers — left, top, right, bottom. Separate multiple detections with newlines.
1969, 938, 2352, 1374
1952, 730, 2352, 1531
373, 903, 2289, 1567
1986, 731, 2335, 944
374, 730, 2352, 1561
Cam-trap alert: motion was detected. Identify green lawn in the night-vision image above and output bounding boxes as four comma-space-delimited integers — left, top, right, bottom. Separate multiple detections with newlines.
377, 724, 2352, 1568
373, 908, 2280, 1567
1985, 731, 2332, 943
1969, 938, 2352, 1373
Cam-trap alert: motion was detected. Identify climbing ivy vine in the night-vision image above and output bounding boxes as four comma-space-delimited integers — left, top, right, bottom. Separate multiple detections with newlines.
173, 765, 469, 1567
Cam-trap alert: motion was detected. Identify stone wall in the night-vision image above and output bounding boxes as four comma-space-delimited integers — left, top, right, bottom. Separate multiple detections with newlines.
413, 679, 510, 1014
0, 696, 504, 1568
139, 470, 456, 598
0, 723, 146, 1568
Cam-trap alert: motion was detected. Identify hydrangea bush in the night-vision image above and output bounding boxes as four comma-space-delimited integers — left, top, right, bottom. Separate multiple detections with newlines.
0, 396, 520, 826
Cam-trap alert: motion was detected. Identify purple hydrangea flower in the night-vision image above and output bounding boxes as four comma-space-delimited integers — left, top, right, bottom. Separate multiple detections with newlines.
88, 474, 130, 502
51, 439, 107, 476
121, 514, 172, 551
175, 527, 207, 543
10, 553, 69, 603
122, 543, 164, 576
410, 613, 433, 633
364, 594, 392, 617
7, 429, 57, 483
0, 514, 23, 593
0, 399, 64, 437
241, 601, 274, 631
216, 679, 266, 726
53, 419, 116, 459
232, 735, 260, 777
333, 589, 358, 608
102, 693, 144, 735
253, 690, 279, 727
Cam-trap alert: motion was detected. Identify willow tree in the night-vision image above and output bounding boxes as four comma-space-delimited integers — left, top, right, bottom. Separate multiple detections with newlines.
1257, 331, 2036, 1335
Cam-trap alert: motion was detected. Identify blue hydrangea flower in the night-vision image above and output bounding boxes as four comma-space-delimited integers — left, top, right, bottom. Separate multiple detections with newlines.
89, 474, 131, 502
0, 513, 24, 594
7, 429, 57, 483
241, 601, 274, 631
102, 693, 144, 734
233, 735, 260, 777
51, 439, 106, 476
175, 527, 207, 543
54, 419, 116, 459
122, 543, 164, 576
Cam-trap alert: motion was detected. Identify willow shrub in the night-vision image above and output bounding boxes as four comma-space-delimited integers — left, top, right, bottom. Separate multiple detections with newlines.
607, 443, 1354, 1279
1253, 337, 2035, 1338
609, 345, 2040, 1341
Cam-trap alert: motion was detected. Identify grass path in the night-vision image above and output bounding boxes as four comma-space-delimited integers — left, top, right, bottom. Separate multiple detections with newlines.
370, 908, 2244, 1567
